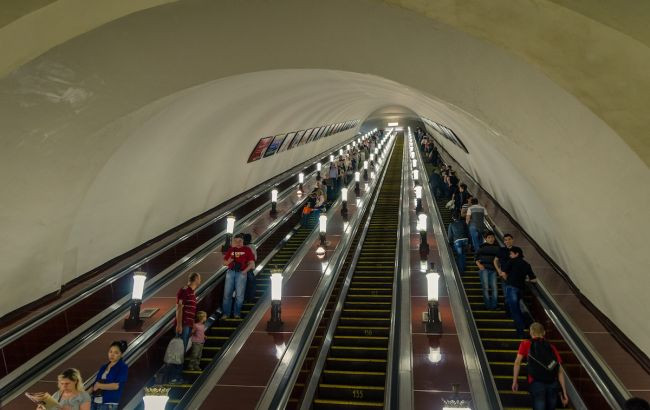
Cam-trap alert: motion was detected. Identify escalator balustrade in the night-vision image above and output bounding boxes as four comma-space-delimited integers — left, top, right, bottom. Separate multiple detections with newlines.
163, 213, 320, 408
310, 138, 403, 410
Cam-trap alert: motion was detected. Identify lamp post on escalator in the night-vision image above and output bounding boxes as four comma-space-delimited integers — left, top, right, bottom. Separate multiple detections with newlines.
341, 187, 348, 216
267, 269, 284, 331
354, 171, 361, 196
424, 263, 442, 334
316, 162, 322, 181
124, 270, 146, 330
143, 386, 170, 410
298, 172, 305, 196
270, 188, 278, 217
418, 213, 429, 256
221, 214, 236, 252
415, 185, 423, 213
363, 160, 369, 181
319, 214, 327, 246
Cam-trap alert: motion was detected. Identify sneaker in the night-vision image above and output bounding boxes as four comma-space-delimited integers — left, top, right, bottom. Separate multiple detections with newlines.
233, 315, 241, 319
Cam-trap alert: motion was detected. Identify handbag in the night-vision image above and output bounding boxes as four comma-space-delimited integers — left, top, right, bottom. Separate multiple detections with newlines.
445, 199, 455, 209
163, 336, 185, 365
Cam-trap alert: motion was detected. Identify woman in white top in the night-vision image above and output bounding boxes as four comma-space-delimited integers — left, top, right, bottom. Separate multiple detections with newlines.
31, 368, 91, 410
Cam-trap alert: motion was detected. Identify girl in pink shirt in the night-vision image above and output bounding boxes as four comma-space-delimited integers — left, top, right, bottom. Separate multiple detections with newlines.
187, 311, 207, 371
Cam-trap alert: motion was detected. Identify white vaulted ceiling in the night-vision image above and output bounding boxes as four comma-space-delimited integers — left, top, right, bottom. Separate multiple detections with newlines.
0, 0, 648, 356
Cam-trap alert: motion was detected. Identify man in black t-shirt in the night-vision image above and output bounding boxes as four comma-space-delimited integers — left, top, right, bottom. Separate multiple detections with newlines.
495, 233, 515, 313
501, 246, 537, 337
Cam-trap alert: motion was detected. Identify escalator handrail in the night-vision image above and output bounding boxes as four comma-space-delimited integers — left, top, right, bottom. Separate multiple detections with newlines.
254, 133, 398, 410
385, 132, 408, 410
296, 133, 396, 409
413, 135, 503, 410
180, 171, 376, 409
88, 192, 308, 386
429, 137, 632, 408
0, 138, 353, 349
0, 177, 310, 406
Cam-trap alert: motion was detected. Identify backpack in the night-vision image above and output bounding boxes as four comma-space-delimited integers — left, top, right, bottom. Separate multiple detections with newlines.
527, 339, 559, 383
163, 336, 185, 365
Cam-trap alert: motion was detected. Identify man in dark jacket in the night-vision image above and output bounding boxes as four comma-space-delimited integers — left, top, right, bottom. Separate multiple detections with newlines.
500, 246, 537, 337
447, 212, 469, 272
495, 233, 515, 314
429, 171, 444, 199
475, 232, 500, 309
453, 183, 470, 213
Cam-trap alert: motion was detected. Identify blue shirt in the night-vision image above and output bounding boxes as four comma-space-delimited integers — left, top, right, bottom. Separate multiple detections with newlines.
95, 359, 129, 404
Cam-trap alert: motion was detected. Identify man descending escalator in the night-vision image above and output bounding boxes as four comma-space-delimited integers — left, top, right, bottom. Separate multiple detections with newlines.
500, 246, 537, 338
475, 232, 500, 310
448, 211, 469, 273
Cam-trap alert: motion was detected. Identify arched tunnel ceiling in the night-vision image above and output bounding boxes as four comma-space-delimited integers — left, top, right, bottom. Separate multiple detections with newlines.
0, 0, 649, 356
1, 0, 650, 165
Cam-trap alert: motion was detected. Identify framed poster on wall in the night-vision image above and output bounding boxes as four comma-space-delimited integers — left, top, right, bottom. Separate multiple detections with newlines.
306, 127, 320, 143
299, 128, 314, 146
313, 126, 326, 141
248, 136, 273, 162
278, 132, 296, 153
289, 130, 306, 149
263, 134, 286, 157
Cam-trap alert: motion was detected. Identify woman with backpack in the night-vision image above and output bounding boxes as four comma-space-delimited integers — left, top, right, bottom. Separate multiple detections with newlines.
512, 322, 569, 409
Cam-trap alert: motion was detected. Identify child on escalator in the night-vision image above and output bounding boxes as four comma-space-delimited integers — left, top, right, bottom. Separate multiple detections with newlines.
187, 311, 207, 371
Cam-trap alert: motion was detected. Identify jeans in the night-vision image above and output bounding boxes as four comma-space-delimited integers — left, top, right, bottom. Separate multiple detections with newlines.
430, 183, 442, 199
222, 269, 247, 317
501, 280, 510, 313
529, 380, 559, 410
187, 342, 204, 370
479, 269, 498, 309
92, 404, 118, 410
180, 324, 192, 351
505, 285, 526, 336
453, 239, 468, 272
468, 224, 483, 251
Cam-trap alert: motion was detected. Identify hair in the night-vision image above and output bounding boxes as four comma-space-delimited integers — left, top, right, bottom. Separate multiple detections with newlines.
58, 368, 84, 392
625, 398, 650, 410
460, 183, 467, 190
188, 272, 201, 283
509, 246, 524, 257
503, 233, 514, 239
483, 231, 495, 239
110, 340, 128, 354
470, 198, 478, 205
243, 233, 252, 245
196, 311, 208, 322
529, 322, 546, 338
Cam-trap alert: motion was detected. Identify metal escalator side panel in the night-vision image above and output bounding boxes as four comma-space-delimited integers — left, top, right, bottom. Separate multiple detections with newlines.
413, 135, 503, 410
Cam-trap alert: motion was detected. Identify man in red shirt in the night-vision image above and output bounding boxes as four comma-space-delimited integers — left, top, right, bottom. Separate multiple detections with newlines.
222, 233, 255, 319
513, 322, 569, 409
176, 272, 201, 349
170, 272, 201, 383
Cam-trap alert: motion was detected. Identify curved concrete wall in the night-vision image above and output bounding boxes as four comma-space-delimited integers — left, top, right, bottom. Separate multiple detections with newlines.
0, 0, 648, 356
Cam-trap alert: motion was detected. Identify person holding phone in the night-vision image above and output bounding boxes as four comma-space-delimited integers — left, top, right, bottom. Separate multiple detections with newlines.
27, 368, 90, 410
89, 341, 129, 409
221, 233, 255, 319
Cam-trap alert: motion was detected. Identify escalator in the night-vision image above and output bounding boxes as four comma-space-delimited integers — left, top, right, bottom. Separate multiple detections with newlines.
163, 213, 320, 408
435, 196, 574, 409
304, 137, 402, 409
